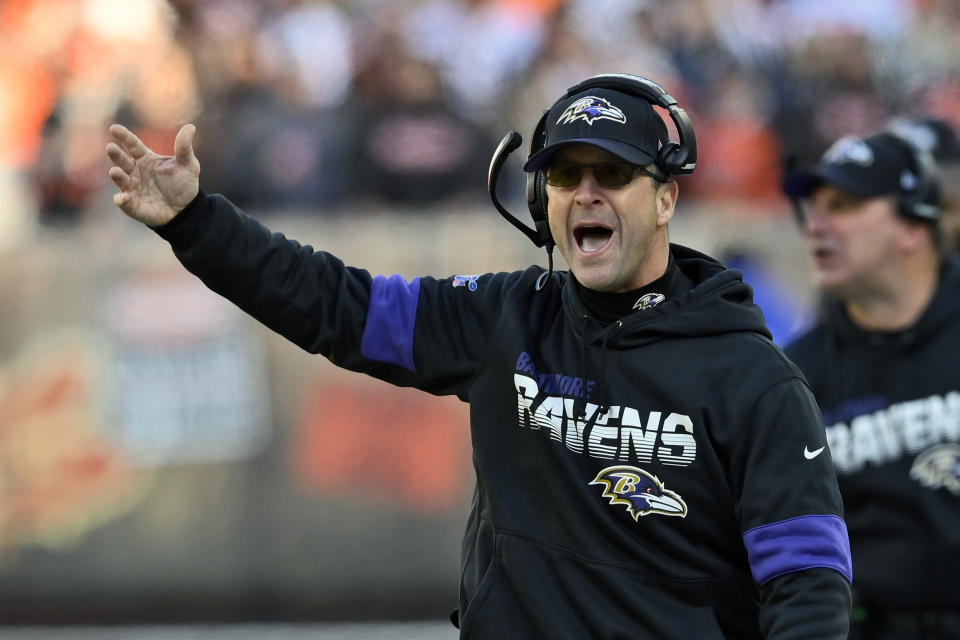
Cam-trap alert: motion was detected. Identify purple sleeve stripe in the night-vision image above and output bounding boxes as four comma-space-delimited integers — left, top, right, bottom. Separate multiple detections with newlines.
361, 274, 421, 372
742, 514, 852, 584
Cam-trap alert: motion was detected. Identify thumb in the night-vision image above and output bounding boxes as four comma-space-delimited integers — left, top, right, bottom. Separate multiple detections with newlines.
173, 123, 199, 168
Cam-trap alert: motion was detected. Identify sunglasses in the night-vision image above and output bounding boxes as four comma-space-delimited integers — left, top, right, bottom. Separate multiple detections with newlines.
544, 161, 663, 188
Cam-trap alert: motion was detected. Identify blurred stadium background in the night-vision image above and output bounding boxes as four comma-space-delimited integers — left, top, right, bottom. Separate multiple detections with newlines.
0, 0, 957, 637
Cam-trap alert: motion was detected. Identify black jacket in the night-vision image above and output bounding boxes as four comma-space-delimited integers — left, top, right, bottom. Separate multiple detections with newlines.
786, 257, 960, 612
156, 192, 852, 639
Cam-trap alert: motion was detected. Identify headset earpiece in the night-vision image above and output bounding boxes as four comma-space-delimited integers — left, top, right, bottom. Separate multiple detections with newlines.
525, 170, 550, 242
524, 109, 553, 246
658, 140, 685, 176
884, 133, 941, 222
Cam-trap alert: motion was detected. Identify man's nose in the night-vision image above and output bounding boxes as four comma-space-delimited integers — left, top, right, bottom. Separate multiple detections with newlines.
574, 169, 605, 205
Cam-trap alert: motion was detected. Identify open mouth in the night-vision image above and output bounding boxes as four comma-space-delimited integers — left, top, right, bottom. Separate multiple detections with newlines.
574, 225, 613, 253
812, 246, 836, 262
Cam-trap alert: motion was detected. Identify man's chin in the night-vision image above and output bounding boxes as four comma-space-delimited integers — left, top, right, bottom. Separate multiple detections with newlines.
571, 268, 622, 293
814, 273, 853, 299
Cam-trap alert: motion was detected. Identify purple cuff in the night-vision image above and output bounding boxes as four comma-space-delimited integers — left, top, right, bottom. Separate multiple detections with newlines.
743, 514, 852, 584
361, 274, 420, 372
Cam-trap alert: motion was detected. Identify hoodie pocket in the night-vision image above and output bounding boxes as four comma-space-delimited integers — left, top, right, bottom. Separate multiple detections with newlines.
462, 531, 729, 640
458, 549, 504, 638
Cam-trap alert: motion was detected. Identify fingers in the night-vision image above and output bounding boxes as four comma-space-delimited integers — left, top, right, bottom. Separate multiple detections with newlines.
105, 127, 137, 211
108, 165, 131, 190
105, 141, 135, 173
109, 123, 150, 159
173, 123, 198, 168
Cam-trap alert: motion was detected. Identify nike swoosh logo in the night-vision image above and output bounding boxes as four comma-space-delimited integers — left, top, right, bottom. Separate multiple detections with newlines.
804, 445, 826, 460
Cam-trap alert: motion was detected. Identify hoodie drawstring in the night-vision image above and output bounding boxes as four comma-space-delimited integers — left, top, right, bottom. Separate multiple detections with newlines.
596, 323, 618, 416
574, 316, 618, 420
575, 314, 591, 419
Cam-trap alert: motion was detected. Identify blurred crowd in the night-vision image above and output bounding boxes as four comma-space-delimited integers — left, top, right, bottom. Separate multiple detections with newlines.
0, 0, 958, 236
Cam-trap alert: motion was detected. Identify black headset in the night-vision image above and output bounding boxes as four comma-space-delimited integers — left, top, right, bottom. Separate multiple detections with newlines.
488, 73, 698, 250
881, 132, 942, 222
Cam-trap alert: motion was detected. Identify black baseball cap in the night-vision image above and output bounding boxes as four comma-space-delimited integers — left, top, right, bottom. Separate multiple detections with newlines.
783, 132, 932, 201
523, 87, 668, 172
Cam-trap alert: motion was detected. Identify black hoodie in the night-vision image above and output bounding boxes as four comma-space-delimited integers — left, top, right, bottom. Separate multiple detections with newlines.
156, 192, 852, 639
786, 256, 960, 613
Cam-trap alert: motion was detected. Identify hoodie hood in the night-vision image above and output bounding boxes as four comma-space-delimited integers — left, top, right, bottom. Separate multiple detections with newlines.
563, 243, 772, 348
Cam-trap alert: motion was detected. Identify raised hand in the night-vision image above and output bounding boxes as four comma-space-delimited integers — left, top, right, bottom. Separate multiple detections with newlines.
105, 124, 201, 227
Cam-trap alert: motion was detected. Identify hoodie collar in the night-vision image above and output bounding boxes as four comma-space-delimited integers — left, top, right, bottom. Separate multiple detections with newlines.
574, 253, 695, 325
563, 243, 771, 345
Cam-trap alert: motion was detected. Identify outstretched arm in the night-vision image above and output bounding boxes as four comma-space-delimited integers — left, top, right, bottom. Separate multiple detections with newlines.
105, 123, 201, 227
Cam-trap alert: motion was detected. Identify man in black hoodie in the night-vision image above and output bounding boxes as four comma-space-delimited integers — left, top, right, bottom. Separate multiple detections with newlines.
106, 73, 851, 639
783, 131, 960, 639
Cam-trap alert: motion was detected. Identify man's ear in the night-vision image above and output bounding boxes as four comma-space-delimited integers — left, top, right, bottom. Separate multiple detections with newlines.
657, 180, 679, 227
898, 217, 937, 254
